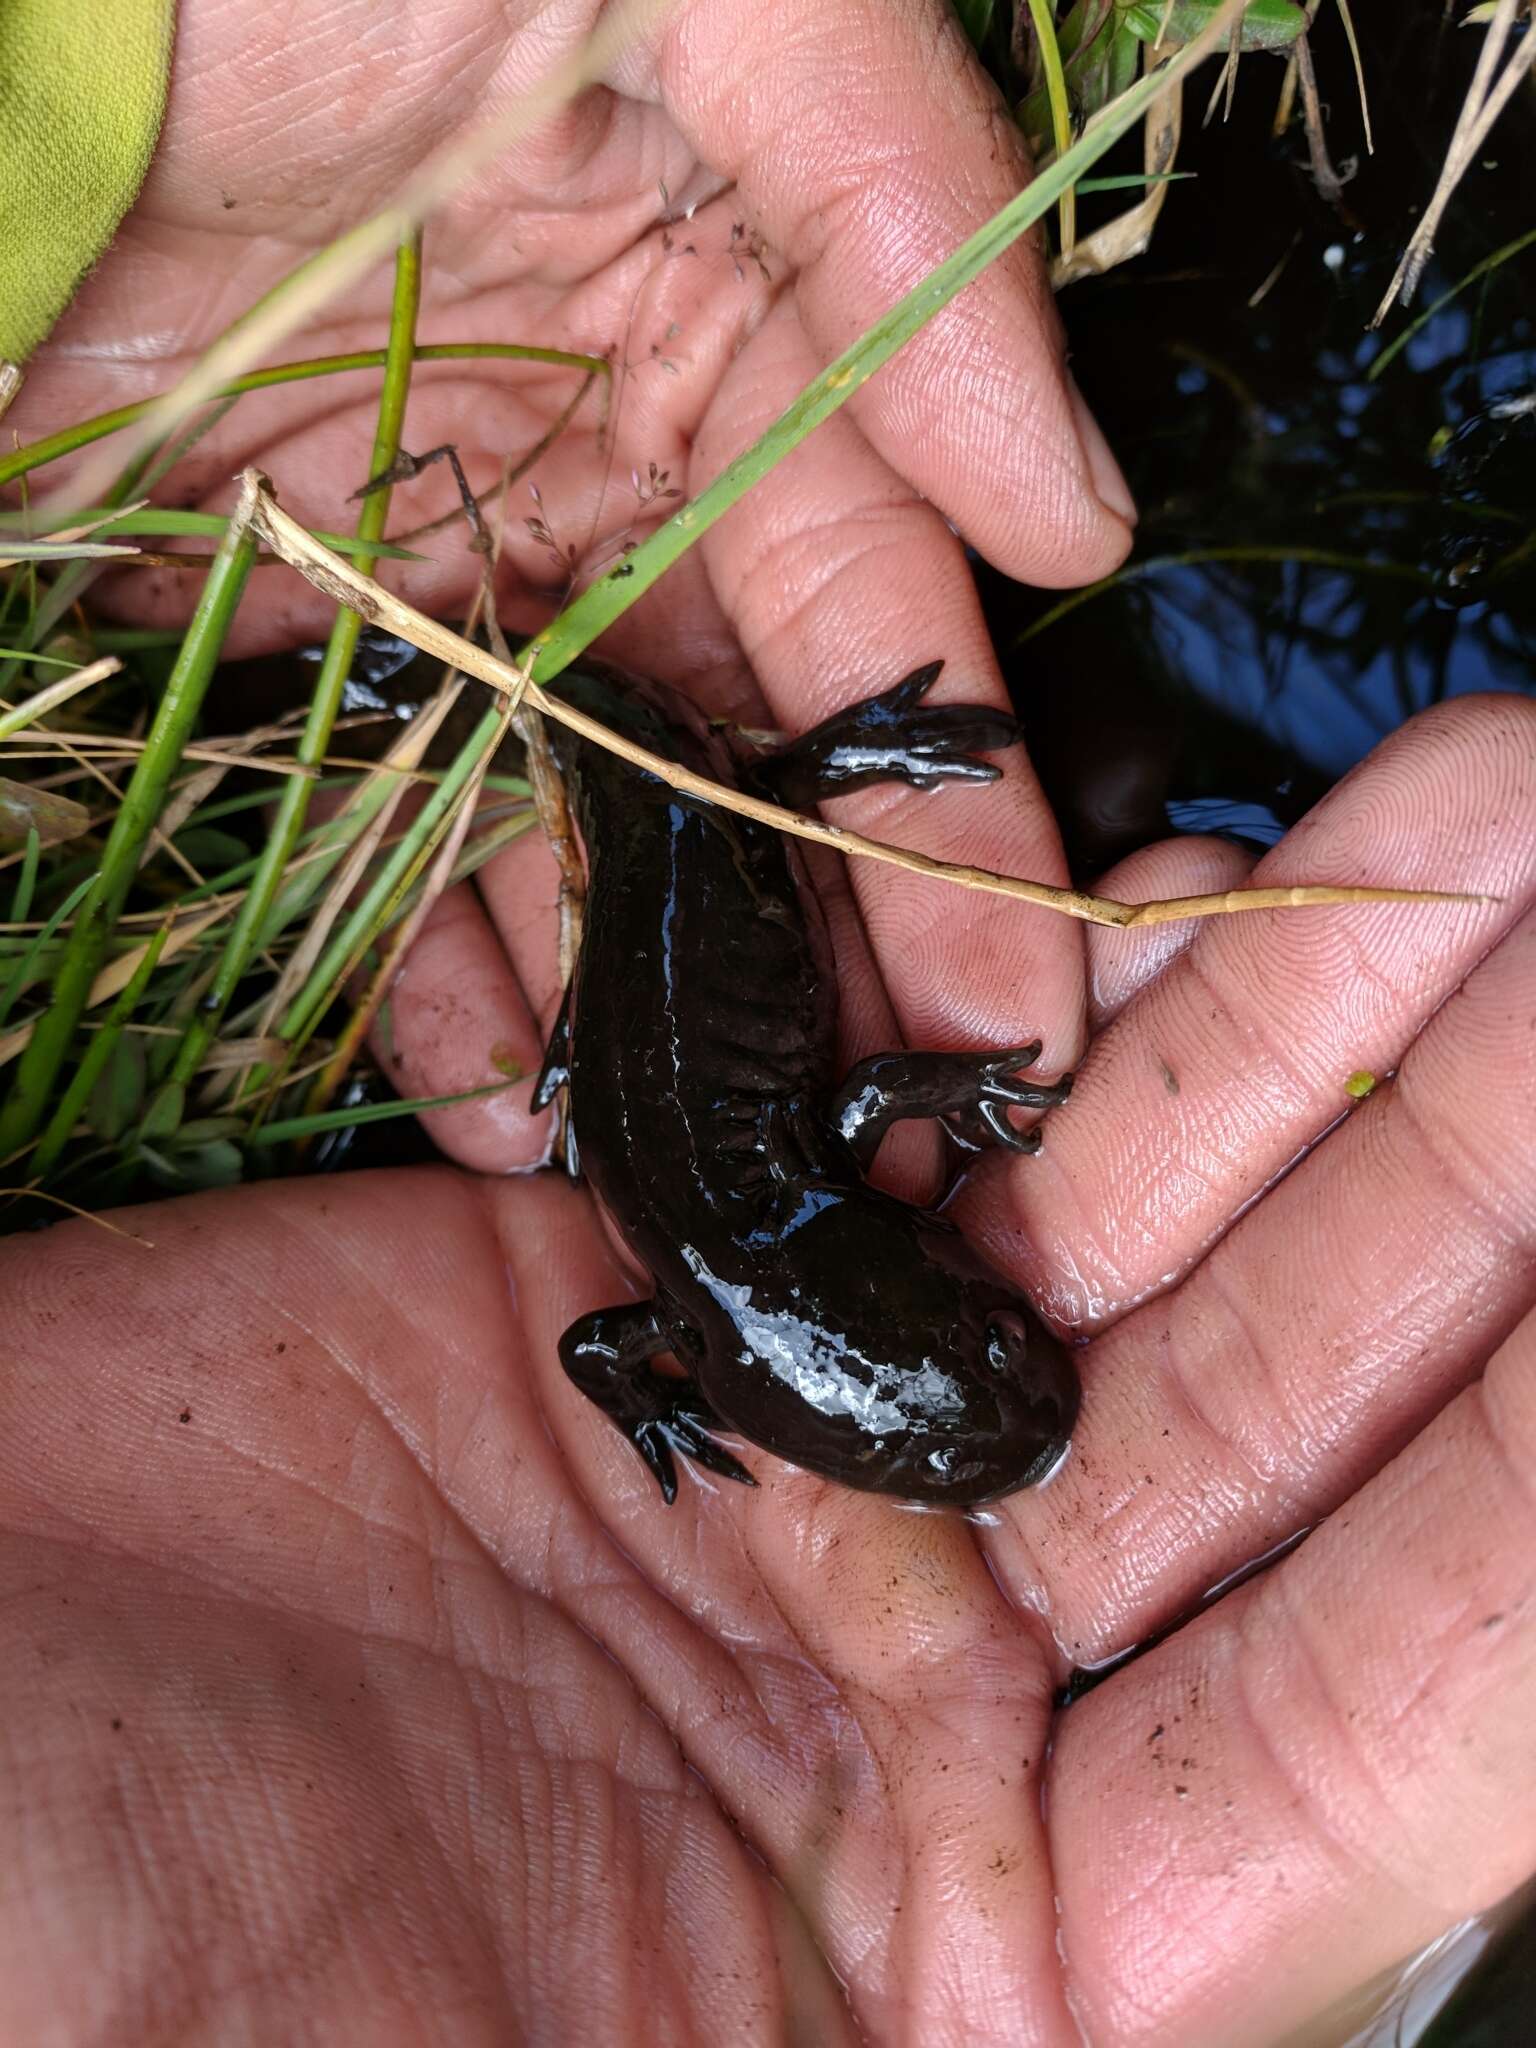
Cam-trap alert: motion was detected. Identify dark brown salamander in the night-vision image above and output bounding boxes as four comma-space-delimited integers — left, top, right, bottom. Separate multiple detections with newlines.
535, 660, 1079, 1507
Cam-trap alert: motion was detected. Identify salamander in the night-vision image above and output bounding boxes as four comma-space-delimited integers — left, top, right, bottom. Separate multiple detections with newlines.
534, 659, 1079, 1508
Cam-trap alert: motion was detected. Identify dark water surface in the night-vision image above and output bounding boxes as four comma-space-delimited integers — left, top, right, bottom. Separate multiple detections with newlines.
988, 2, 1536, 876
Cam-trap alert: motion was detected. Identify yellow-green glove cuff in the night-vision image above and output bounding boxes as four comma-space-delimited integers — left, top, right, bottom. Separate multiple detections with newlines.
0, 0, 175, 365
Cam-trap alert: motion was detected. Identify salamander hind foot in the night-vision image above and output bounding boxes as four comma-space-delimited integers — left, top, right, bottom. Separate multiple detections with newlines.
831, 1043, 1075, 1168
557, 1302, 757, 1504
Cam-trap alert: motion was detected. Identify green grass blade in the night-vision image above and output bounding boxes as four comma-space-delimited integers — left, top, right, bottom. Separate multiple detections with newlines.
0, 507, 427, 561
170, 229, 426, 1089
1013, 544, 1428, 644
1368, 225, 1536, 382
0, 510, 257, 1153
0, 870, 99, 1030
247, 1074, 516, 1146
0, 344, 609, 490
8, 829, 40, 924
1024, 0, 1077, 255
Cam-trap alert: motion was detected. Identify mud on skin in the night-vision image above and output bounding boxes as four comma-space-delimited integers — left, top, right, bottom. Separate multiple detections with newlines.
534, 660, 1078, 1508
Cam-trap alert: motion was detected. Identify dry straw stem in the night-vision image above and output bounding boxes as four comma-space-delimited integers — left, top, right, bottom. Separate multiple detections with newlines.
247, 474, 1479, 933
0, 656, 121, 741
0, 1188, 152, 1241
0, 501, 151, 572
53, 0, 675, 517
7, 733, 319, 778
1053, 44, 1184, 287
1372, 0, 1536, 325
251, 676, 469, 1040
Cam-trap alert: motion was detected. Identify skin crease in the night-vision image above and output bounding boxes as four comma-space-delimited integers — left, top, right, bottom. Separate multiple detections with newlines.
5, 4, 1536, 2044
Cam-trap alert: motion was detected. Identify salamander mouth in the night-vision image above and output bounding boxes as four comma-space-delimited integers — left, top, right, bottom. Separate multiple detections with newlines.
894, 1372, 1077, 1504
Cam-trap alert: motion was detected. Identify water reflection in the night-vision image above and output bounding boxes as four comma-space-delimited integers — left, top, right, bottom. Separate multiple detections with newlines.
992, 6, 1536, 875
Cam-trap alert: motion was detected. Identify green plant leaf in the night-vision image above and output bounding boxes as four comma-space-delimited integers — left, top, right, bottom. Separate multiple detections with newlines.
169, 827, 253, 871
34, 920, 169, 1177
1075, 171, 1195, 190
1106, 18, 1142, 96
173, 1115, 246, 1144
247, 1074, 518, 1145
8, 827, 41, 922
0, 507, 426, 562
139, 1078, 185, 1141
89, 1031, 146, 1141
1123, 0, 1304, 51
140, 1137, 245, 1190
0, 869, 98, 1028
953, 0, 997, 49
0, 777, 92, 849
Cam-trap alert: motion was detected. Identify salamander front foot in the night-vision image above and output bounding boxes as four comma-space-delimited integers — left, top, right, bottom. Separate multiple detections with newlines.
753, 660, 1021, 804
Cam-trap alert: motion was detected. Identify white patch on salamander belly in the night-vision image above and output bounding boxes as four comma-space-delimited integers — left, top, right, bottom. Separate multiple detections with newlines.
680, 1243, 967, 1435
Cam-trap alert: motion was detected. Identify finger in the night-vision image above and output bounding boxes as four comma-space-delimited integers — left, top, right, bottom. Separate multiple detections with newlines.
483, 1173, 1075, 2045
659, 0, 1135, 584
1050, 1306, 1536, 2048
992, 695, 1536, 1330
370, 876, 552, 1172
1086, 835, 1257, 1029
991, 897, 1536, 1667
694, 296, 1087, 1081
471, 830, 568, 1038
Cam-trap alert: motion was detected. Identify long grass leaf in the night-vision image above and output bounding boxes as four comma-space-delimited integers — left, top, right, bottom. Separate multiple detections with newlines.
169, 230, 427, 1090
0, 348, 610, 492
248, 1076, 516, 1145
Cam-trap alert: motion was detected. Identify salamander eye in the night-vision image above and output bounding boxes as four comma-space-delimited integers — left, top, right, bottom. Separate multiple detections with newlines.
984, 1310, 1030, 1374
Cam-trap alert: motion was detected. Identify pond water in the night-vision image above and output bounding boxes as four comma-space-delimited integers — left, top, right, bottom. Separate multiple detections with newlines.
988, 3, 1535, 878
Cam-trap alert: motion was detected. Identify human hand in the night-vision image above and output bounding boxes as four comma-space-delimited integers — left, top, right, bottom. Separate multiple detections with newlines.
4, 695, 1531, 2044
12, 0, 1139, 1170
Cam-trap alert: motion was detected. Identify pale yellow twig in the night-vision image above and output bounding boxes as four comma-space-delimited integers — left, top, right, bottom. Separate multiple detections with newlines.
1372, 0, 1535, 323
0, 1187, 153, 1242
247, 473, 1483, 931
0, 656, 122, 742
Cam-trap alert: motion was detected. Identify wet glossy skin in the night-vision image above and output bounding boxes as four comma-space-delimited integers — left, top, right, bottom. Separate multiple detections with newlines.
537, 662, 1080, 1508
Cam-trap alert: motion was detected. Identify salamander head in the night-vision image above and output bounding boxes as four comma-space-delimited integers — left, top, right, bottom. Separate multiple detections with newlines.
870, 1297, 1079, 1507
